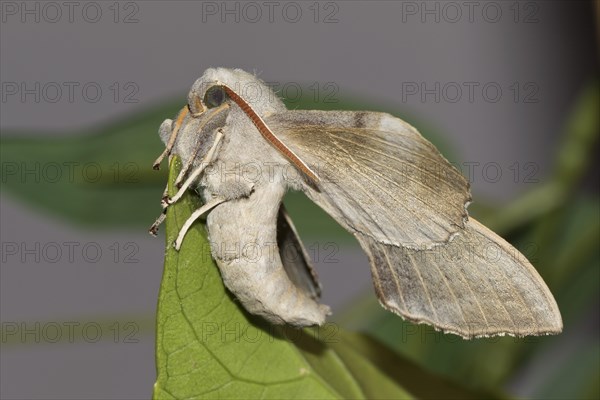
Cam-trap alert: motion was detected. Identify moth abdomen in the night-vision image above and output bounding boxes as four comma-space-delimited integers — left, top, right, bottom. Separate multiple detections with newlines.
206, 184, 330, 327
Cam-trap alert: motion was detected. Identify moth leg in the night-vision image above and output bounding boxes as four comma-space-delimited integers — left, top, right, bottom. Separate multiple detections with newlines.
174, 153, 196, 189
174, 197, 225, 250
152, 106, 189, 170
165, 130, 224, 208
174, 142, 205, 189
148, 173, 171, 236
148, 212, 166, 237
175, 103, 230, 188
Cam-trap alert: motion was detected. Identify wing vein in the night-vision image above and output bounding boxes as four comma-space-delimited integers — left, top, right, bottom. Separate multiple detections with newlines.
476, 253, 519, 331
382, 246, 407, 311
326, 128, 447, 168
319, 171, 389, 238
429, 255, 470, 327
330, 133, 462, 203
491, 253, 538, 327
405, 251, 439, 321
327, 135, 431, 238
345, 148, 464, 228
451, 257, 490, 330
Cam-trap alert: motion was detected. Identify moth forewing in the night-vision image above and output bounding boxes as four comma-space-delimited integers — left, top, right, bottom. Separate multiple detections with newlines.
267, 110, 472, 249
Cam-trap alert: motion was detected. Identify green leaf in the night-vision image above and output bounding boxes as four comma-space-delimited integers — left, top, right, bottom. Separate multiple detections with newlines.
154, 157, 484, 399
330, 332, 499, 399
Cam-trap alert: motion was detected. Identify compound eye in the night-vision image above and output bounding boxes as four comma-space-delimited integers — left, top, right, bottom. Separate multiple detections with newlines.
204, 86, 227, 108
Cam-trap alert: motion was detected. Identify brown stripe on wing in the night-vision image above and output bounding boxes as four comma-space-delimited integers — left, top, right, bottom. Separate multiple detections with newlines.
222, 85, 320, 185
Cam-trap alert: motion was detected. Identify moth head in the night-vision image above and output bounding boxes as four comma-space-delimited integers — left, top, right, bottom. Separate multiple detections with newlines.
187, 68, 286, 117
158, 68, 288, 181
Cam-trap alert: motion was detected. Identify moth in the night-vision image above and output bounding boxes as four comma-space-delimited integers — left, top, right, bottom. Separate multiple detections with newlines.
151, 68, 562, 338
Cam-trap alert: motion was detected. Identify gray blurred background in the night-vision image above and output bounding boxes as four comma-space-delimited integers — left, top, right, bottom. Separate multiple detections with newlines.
1, 1, 598, 399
